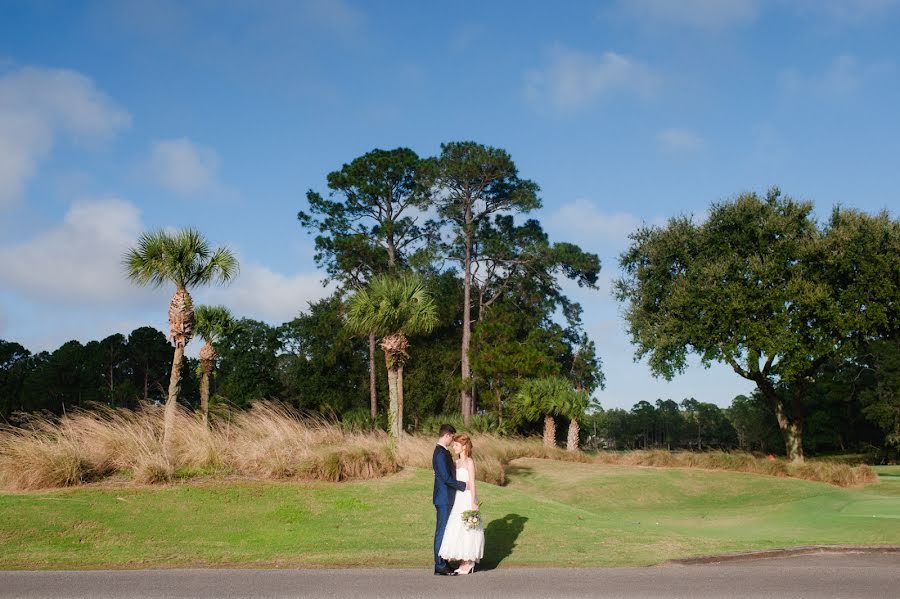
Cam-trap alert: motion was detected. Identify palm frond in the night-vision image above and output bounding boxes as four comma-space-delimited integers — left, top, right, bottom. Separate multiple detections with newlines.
194, 305, 236, 343
345, 273, 438, 338
510, 376, 583, 423
123, 230, 171, 287
123, 228, 239, 290
170, 228, 210, 287
191, 246, 239, 286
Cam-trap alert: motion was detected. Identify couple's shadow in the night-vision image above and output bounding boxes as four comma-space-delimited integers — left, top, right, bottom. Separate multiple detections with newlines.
478, 513, 528, 570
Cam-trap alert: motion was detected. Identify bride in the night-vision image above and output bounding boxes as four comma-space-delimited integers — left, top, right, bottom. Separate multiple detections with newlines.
438, 433, 485, 574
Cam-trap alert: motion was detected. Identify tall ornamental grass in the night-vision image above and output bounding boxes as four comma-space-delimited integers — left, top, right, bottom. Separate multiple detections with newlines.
0, 403, 397, 491
0, 403, 879, 491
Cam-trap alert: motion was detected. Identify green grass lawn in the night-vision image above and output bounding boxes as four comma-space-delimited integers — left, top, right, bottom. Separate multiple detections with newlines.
1, 459, 898, 569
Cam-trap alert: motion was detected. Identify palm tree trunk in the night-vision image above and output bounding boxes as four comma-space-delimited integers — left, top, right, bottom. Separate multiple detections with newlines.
199, 341, 216, 428
369, 334, 377, 421
567, 418, 580, 452
385, 354, 401, 441
164, 285, 193, 458
543, 414, 556, 448
163, 345, 184, 456
397, 365, 404, 436
200, 359, 212, 427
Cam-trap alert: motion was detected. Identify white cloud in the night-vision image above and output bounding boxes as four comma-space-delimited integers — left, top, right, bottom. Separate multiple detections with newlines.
0, 197, 158, 306
143, 137, 225, 195
546, 199, 646, 251
0, 197, 330, 350
202, 263, 334, 323
525, 46, 658, 113
656, 128, 706, 155
0, 66, 130, 208
778, 55, 887, 100
620, 0, 759, 30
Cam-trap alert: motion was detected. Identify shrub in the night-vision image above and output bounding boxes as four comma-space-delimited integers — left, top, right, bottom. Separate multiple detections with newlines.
338, 407, 380, 433
417, 413, 507, 436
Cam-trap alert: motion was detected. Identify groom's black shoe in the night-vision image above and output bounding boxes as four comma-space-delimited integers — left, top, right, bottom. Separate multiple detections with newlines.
434, 566, 457, 576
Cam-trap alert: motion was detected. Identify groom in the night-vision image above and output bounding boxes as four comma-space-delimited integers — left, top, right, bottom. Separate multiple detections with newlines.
433, 423, 468, 576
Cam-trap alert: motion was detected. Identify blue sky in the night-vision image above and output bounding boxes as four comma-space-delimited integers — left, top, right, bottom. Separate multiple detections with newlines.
1, 0, 899, 410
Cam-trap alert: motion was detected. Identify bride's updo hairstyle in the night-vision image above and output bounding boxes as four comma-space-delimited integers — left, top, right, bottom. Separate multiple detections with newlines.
453, 433, 473, 457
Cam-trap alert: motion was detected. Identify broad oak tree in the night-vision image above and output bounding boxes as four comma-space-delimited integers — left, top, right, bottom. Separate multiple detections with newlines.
615, 189, 899, 462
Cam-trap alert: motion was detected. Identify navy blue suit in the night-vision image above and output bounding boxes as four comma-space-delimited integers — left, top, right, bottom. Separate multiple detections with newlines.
433, 444, 467, 569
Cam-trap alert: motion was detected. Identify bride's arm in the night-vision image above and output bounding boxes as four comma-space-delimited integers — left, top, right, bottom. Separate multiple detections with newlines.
468, 458, 478, 509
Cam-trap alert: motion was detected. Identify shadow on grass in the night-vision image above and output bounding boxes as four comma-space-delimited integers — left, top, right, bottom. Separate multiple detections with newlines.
479, 513, 528, 570
504, 463, 535, 480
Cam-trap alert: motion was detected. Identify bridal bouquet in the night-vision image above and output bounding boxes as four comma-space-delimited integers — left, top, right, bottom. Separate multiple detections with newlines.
461, 508, 482, 530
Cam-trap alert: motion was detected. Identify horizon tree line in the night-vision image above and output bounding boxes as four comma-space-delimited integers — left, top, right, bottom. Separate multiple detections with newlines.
3, 326, 896, 459
2, 144, 898, 461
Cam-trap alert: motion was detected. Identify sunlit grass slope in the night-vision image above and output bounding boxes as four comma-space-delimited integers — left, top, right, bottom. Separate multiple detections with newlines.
1, 458, 897, 570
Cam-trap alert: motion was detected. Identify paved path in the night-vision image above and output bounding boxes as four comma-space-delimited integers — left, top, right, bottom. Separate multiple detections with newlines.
2, 553, 898, 599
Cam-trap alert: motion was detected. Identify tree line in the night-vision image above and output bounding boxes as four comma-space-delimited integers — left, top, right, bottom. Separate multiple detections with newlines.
4, 325, 894, 459
2, 143, 898, 462
589, 374, 896, 459
1, 329, 175, 416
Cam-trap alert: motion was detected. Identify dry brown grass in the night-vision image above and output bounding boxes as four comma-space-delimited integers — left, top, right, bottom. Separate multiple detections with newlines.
0, 404, 877, 491
592, 449, 878, 487
0, 403, 398, 491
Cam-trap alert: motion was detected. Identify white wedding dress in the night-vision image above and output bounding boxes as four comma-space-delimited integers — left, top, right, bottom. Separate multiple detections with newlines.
438, 465, 484, 562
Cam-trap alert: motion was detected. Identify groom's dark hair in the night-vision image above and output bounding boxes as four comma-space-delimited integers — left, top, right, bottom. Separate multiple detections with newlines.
438, 424, 457, 437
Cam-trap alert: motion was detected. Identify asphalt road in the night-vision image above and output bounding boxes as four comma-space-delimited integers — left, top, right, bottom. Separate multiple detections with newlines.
1, 553, 898, 599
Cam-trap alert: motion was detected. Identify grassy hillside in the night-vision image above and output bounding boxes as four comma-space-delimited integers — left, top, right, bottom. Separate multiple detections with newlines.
1, 459, 897, 570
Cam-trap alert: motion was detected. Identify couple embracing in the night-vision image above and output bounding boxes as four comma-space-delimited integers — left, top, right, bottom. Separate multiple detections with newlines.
432, 424, 485, 576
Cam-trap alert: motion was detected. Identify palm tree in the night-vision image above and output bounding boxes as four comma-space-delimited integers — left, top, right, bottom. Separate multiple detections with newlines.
559, 388, 590, 452
124, 228, 238, 453
194, 305, 235, 427
345, 274, 438, 442
509, 376, 581, 448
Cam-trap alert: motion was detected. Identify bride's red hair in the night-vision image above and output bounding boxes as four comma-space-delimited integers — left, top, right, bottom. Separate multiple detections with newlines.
453, 433, 473, 457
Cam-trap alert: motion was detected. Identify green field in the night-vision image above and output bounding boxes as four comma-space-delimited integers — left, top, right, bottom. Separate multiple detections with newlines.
1, 459, 898, 569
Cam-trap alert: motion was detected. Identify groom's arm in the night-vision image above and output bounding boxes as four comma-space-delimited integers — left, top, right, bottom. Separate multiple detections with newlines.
433, 451, 466, 493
